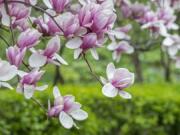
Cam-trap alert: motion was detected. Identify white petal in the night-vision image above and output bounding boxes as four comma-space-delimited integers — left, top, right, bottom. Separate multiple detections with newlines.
0, 64, 17, 81
168, 46, 178, 56
43, 0, 53, 9
163, 37, 174, 46
106, 63, 116, 80
29, 53, 47, 68
90, 48, 99, 60
24, 84, 35, 99
17, 70, 27, 77
0, 82, 13, 90
0, 6, 10, 26
66, 38, 82, 49
59, 111, 74, 129
70, 109, 88, 121
102, 83, 118, 98
74, 48, 83, 59
36, 85, 48, 91
53, 86, 61, 98
100, 76, 107, 85
107, 42, 117, 50
54, 53, 68, 65
119, 91, 132, 99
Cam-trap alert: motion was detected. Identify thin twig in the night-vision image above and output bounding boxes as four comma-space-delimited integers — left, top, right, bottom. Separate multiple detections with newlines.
83, 53, 103, 86
4, 0, 16, 45
7, 0, 64, 33
0, 34, 10, 47
31, 97, 47, 113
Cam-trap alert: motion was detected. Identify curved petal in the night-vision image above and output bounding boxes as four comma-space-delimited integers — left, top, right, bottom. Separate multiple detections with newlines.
36, 85, 48, 91
54, 53, 68, 65
29, 53, 47, 67
0, 82, 13, 90
59, 111, 74, 129
119, 91, 132, 99
43, 0, 53, 9
90, 48, 99, 60
106, 63, 115, 80
53, 86, 61, 98
70, 109, 88, 121
102, 83, 118, 98
66, 38, 82, 49
24, 84, 35, 99
74, 48, 83, 59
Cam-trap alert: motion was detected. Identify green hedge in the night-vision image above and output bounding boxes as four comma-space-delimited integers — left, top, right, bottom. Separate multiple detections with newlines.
0, 83, 180, 135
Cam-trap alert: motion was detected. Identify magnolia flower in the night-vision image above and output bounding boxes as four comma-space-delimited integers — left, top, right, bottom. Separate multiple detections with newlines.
33, 14, 60, 36
0, 60, 18, 89
48, 86, 88, 129
43, 0, 70, 13
29, 36, 67, 68
141, 11, 168, 37
108, 41, 134, 62
163, 34, 180, 56
66, 33, 100, 60
17, 29, 42, 49
108, 24, 132, 40
6, 46, 26, 68
100, 63, 134, 99
56, 12, 86, 38
17, 70, 48, 99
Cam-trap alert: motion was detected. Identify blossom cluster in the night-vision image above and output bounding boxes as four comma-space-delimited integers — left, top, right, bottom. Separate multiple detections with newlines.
0, 0, 135, 129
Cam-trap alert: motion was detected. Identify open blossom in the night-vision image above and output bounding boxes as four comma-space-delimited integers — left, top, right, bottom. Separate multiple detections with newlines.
66, 33, 100, 60
29, 36, 68, 68
33, 14, 60, 36
6, 46, 26, 68
17, 29, 42, 49
163, 34, 180, 56
108, 41, 134, 62
17, 70, 48, 99
0, 60, 18, 89
43, 0, 70, 13
109, 24, 132, 40
100, 63, 134, 99
48, 86, 88, 129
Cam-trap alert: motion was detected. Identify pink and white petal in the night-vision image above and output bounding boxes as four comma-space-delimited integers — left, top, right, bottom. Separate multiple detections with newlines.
102, 83, 118, 98
59, 111, 74, 129
100, 76, 108, 85
0, 82, 13, 90
54, 53, 68, 65
76, 27, 87, 36
90, 48, 99, 60
43, 0, 53, 9
47, 35, 60, 49
53, 86, 61, 98
70, 109, 88, 121
119, 91, 132, 99
36, 85, 48, 91
66, 38, 82, 49
24, 84, 35, 99
29, 53, 47, 67
106, 63, 116, 80
108, 42, 118, 50
74, 48, 83, 59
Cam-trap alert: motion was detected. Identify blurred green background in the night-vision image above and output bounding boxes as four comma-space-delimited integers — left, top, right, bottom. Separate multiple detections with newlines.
0, 0, 180, 135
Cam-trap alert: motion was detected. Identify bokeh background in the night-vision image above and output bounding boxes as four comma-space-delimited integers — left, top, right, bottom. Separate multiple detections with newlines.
0, 0, 180, 135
